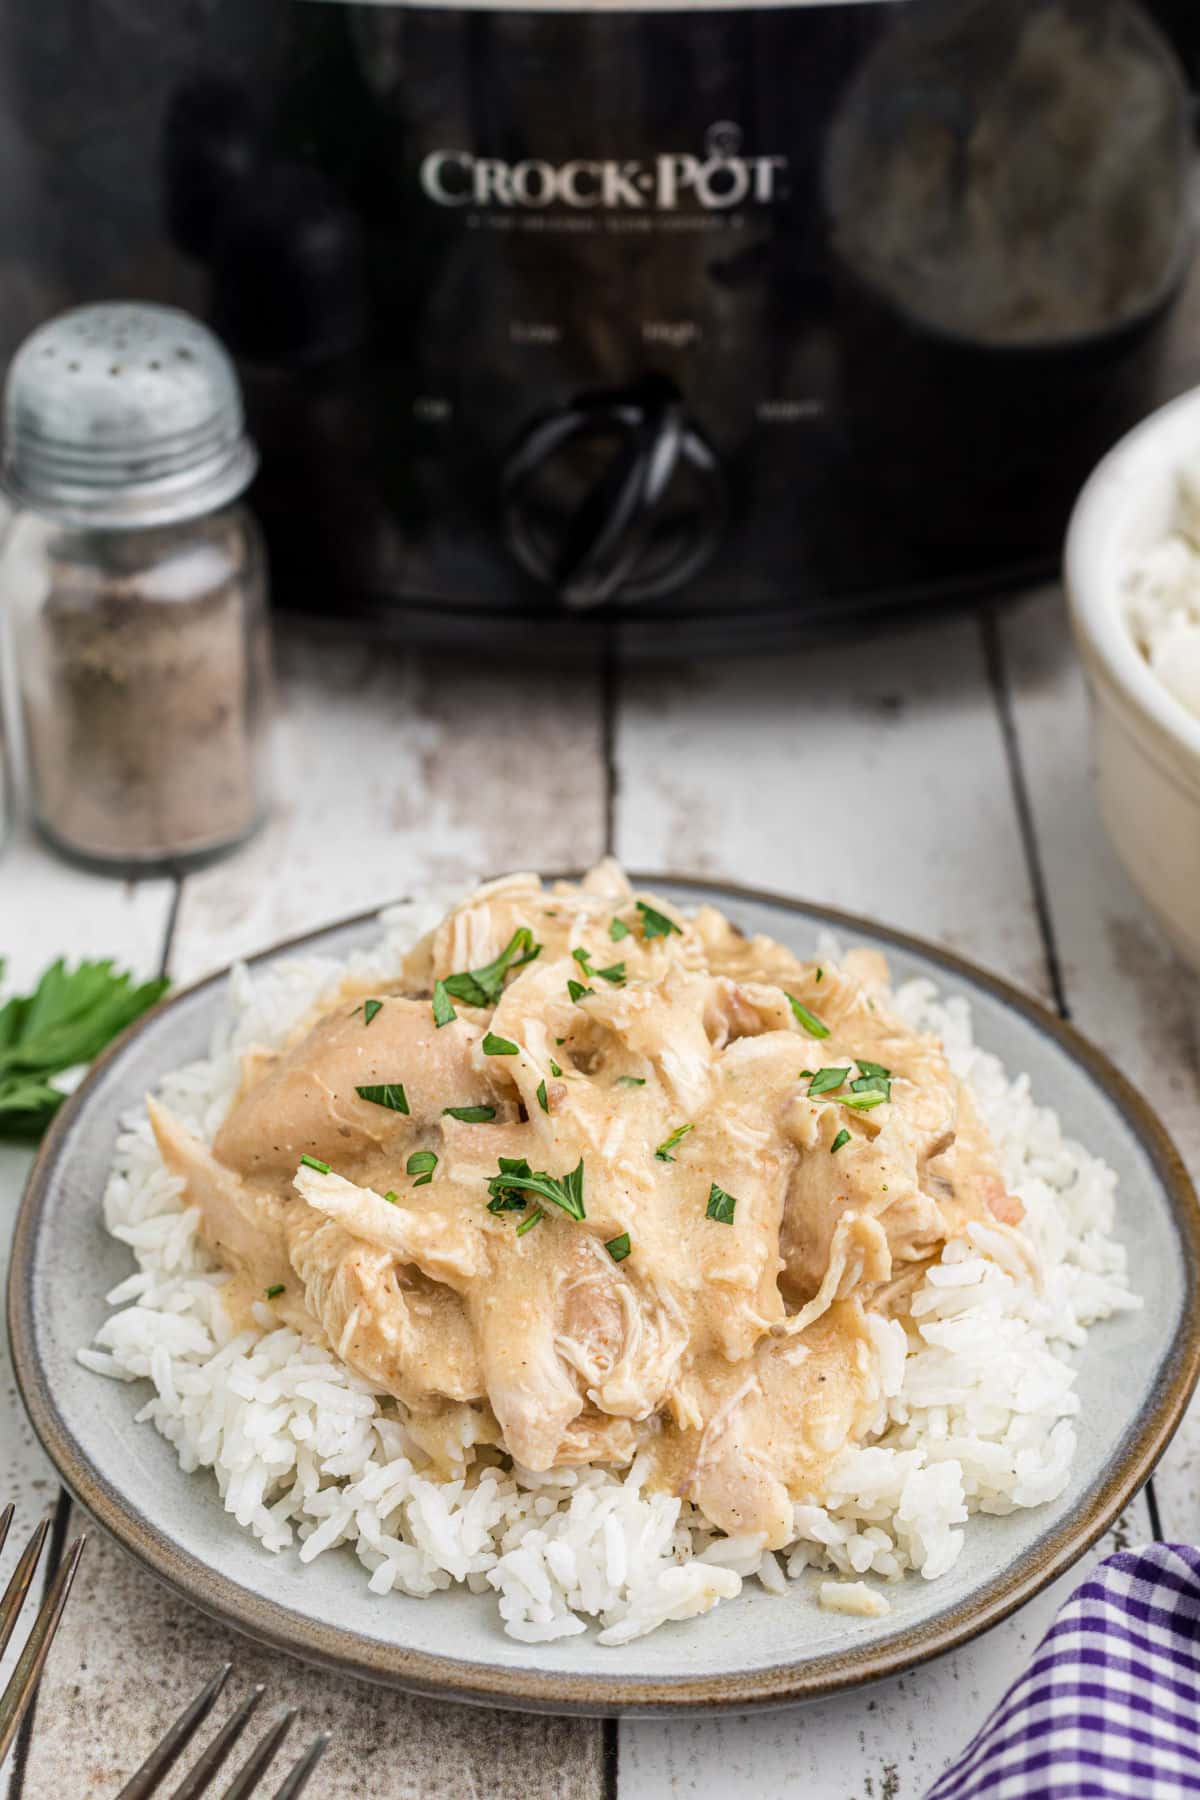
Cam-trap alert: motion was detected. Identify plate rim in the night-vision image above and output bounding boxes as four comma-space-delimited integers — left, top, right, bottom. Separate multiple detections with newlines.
10, 873, 1200, 1715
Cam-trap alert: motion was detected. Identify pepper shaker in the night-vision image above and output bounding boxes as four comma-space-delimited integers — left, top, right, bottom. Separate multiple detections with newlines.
0, 303, 272, 873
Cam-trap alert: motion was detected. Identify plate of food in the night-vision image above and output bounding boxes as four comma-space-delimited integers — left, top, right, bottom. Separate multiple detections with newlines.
9, 868, 1200, 1713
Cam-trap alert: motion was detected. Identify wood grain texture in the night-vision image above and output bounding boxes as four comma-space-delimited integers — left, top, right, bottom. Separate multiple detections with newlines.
615, 612, 1048, 990
0, 821, 175, 1795
613, 605, 1153, 1798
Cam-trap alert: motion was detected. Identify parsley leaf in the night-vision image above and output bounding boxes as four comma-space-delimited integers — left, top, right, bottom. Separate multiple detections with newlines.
808, 1067, 850, 1096
835, 1090, 887, 1112
595, 961, 626, 985
407, 1150, 438, 1187
636, 900, 681, 940
361, 999, 382, 1026
786, 994, 830, 1039
486, 1156, 586, 1222
0, 955, 168, 1141
549, 1060, 563, 1078
567, 979, 594, 1003
265, 1284, 285, 1300
482, 1032, 519, 1056
432, 982, 456, 1028
831, 1129, 851, 1155
441, 927, 542, 1008
300, 1154, 330, 1173
516, 1209, 543, 1237
706, 1183, 738, 1224
605, 1232, 631, 1263
655, 1123, 693, 1162
609, 918, 631, 942
537, 1079, 549, 1113
443, 1104, 496, 1123
571, 947, 594, 974
616, 1075, 645, 1088
355, 1082, 409, 1114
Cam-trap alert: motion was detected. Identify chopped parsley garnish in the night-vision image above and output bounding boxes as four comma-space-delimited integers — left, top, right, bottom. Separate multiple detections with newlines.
406, 1150, 438, 1187
636, 900, 681, 940
852, 1059, 892, 1100
567, 979, 594, 1004
442, 927, 542, 1008
549, 1060, 562, 1078
836, 1090, 887, 1112
808, 1067, 850, 1096
361, 998, 382, 1026
786, 994, 830, 1039
299, 1154, 330, 1174
655, 1123, 693, 1162
482, 1032, 519, 1056
516, 1210, 543, 1237
571, 947, 593, 973
616, 1075, 646, 1088
265, 1284, 285, 1299
605, 1232, 631, 1263
443, 1104, 496, 1123
537, 1079, 549, 1113
816, 967, 824, 983
706, 1183, 738, 1225
355, 1082, 409, 1114
432, 981, 456, 1028
384, 1190, 399, 1204
831, 1129, 851, 1155
486, 1156, 586, 1222
595, 961, 626, 985
609, 918, 631, 942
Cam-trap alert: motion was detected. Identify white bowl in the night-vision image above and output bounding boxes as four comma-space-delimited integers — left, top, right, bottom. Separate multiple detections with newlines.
1066, 385, 1200, 971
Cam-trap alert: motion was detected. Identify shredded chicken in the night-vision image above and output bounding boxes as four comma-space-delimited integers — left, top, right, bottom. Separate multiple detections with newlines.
151, 863, 1023, 1548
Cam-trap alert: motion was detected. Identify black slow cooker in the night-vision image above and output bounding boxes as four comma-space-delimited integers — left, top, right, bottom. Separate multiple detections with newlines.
0, 0, 1197, 653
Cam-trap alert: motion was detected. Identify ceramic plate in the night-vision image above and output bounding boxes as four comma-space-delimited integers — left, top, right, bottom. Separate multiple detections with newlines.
10, 879, 1200, 1715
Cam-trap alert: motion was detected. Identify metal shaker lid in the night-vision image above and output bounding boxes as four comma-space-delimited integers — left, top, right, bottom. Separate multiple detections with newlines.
1, 302, 258, 528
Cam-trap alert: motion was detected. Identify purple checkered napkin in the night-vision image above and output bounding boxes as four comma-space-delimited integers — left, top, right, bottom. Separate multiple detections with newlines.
927, 1545, 1200, 1799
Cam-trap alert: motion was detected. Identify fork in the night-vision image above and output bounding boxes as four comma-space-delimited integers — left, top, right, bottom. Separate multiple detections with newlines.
0, 1503, 87, 1764
114, 1666, 329, 1798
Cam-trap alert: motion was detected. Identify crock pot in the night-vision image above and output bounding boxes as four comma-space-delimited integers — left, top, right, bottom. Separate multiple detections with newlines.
0, 0, 1196, 654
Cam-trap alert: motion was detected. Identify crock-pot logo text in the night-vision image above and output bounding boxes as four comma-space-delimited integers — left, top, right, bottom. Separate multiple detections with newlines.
420, 123, 787, 212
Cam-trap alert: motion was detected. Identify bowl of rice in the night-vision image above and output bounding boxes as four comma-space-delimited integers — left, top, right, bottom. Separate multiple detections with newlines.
1066, 383, 1200, 970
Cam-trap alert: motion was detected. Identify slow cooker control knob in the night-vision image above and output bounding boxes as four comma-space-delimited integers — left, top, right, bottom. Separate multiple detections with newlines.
502, 375, 727, 610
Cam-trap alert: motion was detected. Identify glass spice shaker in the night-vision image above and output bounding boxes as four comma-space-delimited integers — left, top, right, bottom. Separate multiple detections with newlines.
0, 302, 272, 873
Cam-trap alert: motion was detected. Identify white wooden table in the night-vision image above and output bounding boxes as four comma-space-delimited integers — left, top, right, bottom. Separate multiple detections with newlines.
2, 585, 1197, 1799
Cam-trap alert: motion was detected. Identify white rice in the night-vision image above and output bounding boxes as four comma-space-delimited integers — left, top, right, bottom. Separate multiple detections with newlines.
78, 904, 1139, 1645
1124, 450, 1200, 721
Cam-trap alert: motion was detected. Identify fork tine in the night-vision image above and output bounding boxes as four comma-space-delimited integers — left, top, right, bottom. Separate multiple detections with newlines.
167, 1685, 265, 1800
0, 1518, 51, 1663
270, 1735, 329, 1800
0, 1533, 85, 1766
218, 1709, 296, 1800
0, 1503, 15, 1561
115, 1664, 232, 1799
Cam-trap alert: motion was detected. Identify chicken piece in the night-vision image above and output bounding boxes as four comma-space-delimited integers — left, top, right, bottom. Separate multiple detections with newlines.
214, 998, 491, 1179
286, 1207, 485, 1409
655, 1302, 881, 1547
149, 1098, 290, 1291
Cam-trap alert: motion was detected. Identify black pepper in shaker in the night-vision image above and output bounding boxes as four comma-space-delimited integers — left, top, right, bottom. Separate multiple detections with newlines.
0, 302, 273, 873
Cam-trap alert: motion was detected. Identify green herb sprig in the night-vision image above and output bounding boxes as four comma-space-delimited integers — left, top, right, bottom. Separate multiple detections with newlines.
0, 956, 168, 1141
